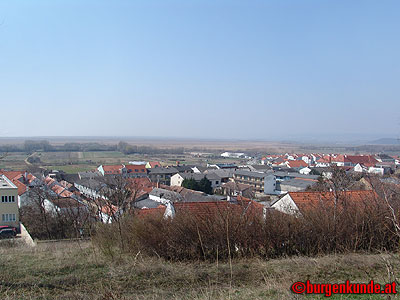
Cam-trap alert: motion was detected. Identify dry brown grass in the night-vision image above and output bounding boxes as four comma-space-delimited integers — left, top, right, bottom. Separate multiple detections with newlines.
0, 240, 398, 299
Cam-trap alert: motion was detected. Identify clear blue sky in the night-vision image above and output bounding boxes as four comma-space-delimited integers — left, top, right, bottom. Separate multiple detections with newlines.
0, 0, 399, 141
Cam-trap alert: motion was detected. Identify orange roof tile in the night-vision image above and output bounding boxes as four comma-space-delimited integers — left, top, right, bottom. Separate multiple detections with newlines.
51, 184, 65, 195
11, 179, 27, 196
125, 164, 147, 173
136, 205, 166, 218
148, 161, 161, 168
103, 165, 124, 174
60, 190, 74, 198
288, 190, 378, 212
287, 160, 308, 168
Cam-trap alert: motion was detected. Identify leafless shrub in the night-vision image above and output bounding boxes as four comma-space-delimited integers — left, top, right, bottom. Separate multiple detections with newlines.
93, 192, 400, 261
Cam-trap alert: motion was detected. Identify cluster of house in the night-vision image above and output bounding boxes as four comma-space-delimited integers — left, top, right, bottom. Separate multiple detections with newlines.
0, 152, 398, 234
262, 153, 399, 176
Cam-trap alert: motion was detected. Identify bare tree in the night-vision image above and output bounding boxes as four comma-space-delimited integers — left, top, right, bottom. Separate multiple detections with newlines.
22, 186, 53, 239
96, 176, 145, 251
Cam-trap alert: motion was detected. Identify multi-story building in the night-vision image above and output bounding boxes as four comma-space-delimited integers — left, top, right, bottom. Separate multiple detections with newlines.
232, 170, 268, 193
0, 175, 19, 230
148, 167, 178, 186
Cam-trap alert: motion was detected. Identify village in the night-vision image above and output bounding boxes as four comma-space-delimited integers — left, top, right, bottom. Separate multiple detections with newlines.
1, 150, 399, 241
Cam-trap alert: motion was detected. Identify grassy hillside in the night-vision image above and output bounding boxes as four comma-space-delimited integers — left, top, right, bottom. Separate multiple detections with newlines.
0, 241, 398, 299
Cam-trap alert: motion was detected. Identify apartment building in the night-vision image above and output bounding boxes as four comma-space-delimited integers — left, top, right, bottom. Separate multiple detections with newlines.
0, 175, 19, 230
232, 170, 268, 193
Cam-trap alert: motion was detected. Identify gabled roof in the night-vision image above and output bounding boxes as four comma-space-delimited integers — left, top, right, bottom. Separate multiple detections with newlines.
347, 155, 378, 165
0, 170, 37, 195
222, 181, 253, 192
150, 188, 184, 202
147, 161, 162, 168
157, 185, 225, 202
125, 164, 147, 173
287, 190, 377, 212
102, 165, 124, 174
332, 155, 378, 165
0, 170, 24, 180
60, 189, 74, 198
136, 205, 166, 218
286, 160, 308, 168
44, 176, 56, 186
10, 178, 27, 195
51, 184, 66, 195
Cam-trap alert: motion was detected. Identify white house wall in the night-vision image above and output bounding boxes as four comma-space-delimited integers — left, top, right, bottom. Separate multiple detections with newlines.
271, 194, 299, 215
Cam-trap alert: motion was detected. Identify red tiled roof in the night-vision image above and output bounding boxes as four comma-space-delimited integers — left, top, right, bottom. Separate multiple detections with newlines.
51, 184, 65, 195
0, 170, 24, 180
287, 160, 308, 168
44, 176, 56, 186
127, 177, 152, 187
103, 165, 124, 174
293, 177, 318, 182
148, 161, 161, 168
332, 155, 378, 165
11, 179, 27, 196
0, 171, 28, 195
317, 157, 331, 163
60, 190, 74, 198
136, 205, 166, 218
127, 177, 153, 196
347, 155, 378, 165
288, 190, 378, 212
222, 181, 253, 192
236, 195, 265, 216
100, 204, 118, 216
125, 164, 147, 173
59, 180, 73, 189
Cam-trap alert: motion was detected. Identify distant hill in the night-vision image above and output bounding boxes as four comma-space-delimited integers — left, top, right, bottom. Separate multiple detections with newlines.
369, 138, 400, 145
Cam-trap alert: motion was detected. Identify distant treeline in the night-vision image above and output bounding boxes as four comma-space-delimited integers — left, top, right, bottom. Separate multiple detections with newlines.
117, 142, 184, 155
0, 140, 185, 155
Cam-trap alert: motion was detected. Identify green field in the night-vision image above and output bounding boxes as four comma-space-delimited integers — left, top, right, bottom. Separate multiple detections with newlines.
0, 241, 397, 299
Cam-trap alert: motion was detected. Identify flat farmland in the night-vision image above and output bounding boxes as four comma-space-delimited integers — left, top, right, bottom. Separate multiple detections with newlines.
0, 150, 245, 173
1, 138, 399, 173
0, 152, 30, 170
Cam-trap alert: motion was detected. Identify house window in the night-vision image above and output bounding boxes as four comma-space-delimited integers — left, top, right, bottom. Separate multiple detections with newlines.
1, 196, 14, 203
216, 181, 219, 185
2, 214, 15, 222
